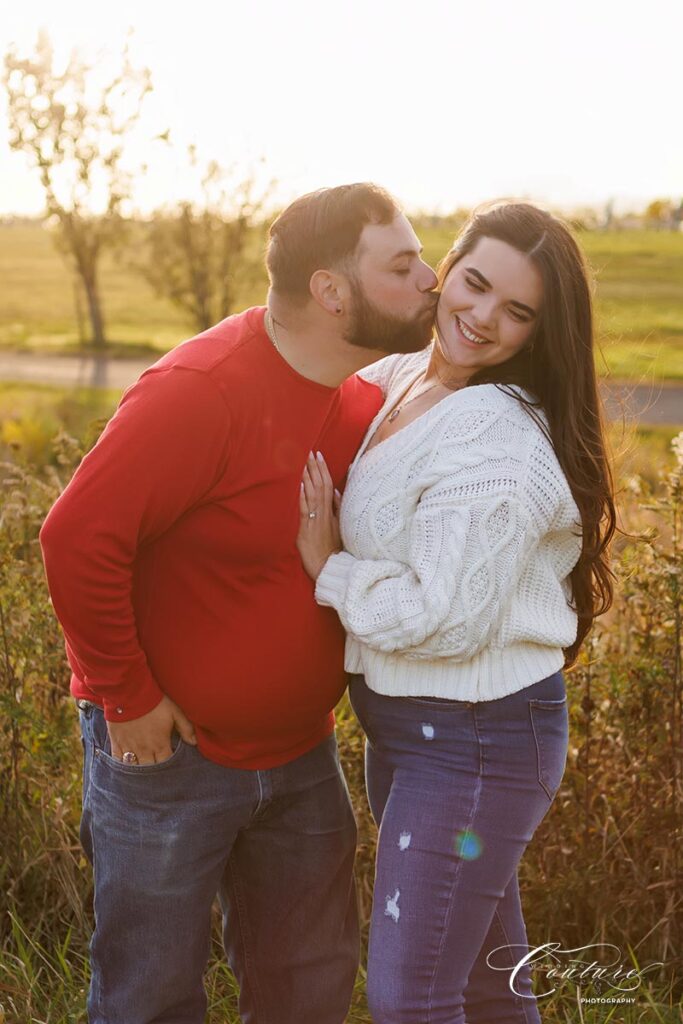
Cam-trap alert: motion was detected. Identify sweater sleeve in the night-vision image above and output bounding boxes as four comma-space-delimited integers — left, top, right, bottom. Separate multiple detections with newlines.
315, 452, 545, 660
39, 366, 231, 721
355, 353, 404, 394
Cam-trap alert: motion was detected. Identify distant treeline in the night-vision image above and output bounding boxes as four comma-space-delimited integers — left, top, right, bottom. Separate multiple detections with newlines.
3, 198, 683, 234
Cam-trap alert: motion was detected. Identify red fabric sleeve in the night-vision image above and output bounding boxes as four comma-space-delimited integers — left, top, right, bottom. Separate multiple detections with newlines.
40, 366, 231, 721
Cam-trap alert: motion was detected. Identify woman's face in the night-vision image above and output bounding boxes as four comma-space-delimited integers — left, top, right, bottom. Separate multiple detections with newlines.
435, 236, 543, 376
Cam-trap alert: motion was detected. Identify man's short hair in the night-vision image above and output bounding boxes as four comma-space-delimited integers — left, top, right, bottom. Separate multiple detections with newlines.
266, 183, 400, 303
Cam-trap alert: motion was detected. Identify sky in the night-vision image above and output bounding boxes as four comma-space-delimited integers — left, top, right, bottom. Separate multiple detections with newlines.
2, 0, 682, 217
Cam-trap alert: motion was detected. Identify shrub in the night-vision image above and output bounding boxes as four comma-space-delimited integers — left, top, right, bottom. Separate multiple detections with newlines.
0, 423, 681, 1022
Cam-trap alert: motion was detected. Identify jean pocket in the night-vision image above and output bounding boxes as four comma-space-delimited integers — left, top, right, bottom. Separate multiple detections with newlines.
94, 732, 185, 774
402, 695, 471, 710
528, 698, 568, 801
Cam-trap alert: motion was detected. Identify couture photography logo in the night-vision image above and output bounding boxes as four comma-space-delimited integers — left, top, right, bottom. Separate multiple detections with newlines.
486, 942, 666, 1006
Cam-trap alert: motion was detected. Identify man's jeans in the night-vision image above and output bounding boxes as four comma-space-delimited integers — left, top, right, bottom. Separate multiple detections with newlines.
349, 671, 569, 1024
78, 701, 359, 1024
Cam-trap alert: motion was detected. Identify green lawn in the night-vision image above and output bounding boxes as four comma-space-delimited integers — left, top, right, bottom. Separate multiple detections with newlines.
1, 222, 682, 380
583, 231, 683, 380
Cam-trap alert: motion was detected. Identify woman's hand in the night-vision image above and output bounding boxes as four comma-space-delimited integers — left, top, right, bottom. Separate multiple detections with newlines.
297, 451, 342, 580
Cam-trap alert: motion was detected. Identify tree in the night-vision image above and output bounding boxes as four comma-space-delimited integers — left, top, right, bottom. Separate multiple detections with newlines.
645, 198, 674, 229
4, 32, 151, 348
137, 151, 272, 333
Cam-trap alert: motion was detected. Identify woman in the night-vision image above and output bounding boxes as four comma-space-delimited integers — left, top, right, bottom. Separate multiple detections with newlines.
296, 202, 615, 1024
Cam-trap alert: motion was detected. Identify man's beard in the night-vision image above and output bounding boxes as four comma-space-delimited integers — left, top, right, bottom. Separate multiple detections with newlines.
344, 276, 438, 354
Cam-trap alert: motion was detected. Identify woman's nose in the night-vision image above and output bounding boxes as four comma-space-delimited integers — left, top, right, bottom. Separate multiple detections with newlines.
471, 299, 497, 330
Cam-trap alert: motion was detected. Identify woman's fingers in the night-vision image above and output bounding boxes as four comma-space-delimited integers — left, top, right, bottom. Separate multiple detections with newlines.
302, 464, 317, 511
296, 452, 342, 581
316, 452, 334, 505
306, 451, 333, 511
307, 450, 324, 492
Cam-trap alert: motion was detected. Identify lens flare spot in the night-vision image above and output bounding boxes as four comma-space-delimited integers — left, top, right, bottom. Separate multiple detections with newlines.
398, 831, 412, 851
421, 723, 435, 740
455, 829, 483, 860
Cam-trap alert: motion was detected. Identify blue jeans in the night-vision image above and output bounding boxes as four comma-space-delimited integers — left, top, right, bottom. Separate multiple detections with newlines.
78, 701, 359, 1024
349, 671, 569, 1024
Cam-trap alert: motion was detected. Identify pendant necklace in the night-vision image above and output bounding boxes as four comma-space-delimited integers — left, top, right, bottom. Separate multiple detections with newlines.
386, 377, 442, 423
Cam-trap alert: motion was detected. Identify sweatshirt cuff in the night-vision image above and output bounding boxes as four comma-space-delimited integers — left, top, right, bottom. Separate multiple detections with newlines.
315, 551, 358, 611
89, 668, 165, 722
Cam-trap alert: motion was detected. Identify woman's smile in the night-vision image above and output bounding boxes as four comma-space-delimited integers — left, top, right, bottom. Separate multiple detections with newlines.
432, 236, 543, 376
453, 314, 493, 346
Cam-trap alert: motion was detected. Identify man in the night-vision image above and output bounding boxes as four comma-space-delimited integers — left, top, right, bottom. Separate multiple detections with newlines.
40, 182, 438, 1024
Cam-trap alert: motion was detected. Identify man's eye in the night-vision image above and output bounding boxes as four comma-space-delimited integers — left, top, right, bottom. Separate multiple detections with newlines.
466, 278, 484, 292
394, 268, 410, 276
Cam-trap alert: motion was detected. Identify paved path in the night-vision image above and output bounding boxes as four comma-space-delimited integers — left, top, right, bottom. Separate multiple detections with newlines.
0, 352, 155, 391
0, 352, 681, 425
601, 381, 682, 426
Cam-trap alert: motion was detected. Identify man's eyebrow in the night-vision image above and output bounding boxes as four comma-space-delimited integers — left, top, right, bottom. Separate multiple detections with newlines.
390, 245, 423, 261
465, 266, 538, 317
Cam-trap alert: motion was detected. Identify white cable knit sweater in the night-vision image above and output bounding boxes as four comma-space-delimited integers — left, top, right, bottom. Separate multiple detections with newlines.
315, 347, 583, 701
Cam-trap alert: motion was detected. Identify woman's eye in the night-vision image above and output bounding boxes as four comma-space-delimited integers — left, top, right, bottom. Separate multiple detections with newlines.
509, 309, 531, 323
465, 278, 484, 292
394, 268, 410, 276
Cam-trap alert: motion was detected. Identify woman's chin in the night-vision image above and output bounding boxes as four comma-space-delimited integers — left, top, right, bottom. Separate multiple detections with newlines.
441, 336, 487, 371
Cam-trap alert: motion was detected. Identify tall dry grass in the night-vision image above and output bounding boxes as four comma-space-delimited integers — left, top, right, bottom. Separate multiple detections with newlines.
0, 420, 681, 1023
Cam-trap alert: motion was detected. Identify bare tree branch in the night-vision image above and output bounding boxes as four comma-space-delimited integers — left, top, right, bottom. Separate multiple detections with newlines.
135, 154, 274, 333
4, 32, 152, 348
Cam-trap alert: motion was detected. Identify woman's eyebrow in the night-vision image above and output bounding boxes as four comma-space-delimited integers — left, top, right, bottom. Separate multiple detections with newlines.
465, 266, 490, 287
465, 266, 537, 317
509, 299, 537, 317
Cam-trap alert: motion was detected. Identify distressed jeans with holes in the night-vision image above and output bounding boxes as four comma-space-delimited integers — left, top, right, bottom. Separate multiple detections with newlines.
349, 671, 568, 1024
77, 701, 359, 1024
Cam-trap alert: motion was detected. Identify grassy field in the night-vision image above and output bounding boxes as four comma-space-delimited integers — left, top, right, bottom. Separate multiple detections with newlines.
1, 380, 679, 485
1, 221, 682, 380
2, 223, 681, 1020
1, 383, 681, 1022
0, 382, 120, 465
422, 225, 683, 382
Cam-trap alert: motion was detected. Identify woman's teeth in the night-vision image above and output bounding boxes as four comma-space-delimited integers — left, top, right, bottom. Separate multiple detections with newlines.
456, 316, 490, 345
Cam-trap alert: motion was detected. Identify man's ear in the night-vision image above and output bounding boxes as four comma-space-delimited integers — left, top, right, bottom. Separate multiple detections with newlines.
309, 270, 347, 317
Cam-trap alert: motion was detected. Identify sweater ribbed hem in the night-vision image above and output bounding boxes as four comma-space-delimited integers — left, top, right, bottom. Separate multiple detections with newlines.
344, 641, 565, 702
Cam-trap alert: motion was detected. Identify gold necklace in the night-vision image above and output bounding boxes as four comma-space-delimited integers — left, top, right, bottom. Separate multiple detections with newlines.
386, 374, 452, 423
264, 310, 282, 353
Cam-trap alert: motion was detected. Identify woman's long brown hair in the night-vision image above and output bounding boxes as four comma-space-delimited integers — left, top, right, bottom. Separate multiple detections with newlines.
437, 202, 616, 666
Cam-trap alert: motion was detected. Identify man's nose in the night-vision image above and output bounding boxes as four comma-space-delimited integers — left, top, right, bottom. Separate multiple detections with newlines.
418, 260, 438, 292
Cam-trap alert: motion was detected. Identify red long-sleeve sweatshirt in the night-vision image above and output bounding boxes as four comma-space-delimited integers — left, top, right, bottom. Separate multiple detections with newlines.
40, 307, 384, 769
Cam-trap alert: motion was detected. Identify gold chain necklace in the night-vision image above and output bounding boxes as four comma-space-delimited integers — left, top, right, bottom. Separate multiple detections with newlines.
386, 376, 445, 423
264, 310, 282, 353
265, 312, 461, 420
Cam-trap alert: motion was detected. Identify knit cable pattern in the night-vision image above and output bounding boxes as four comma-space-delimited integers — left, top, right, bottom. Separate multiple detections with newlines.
316, 349, 582, 682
